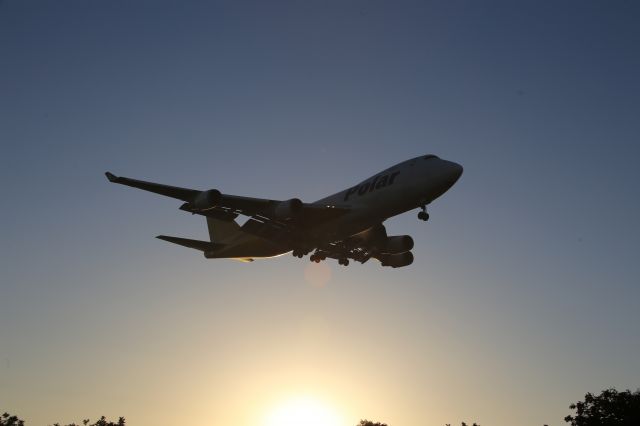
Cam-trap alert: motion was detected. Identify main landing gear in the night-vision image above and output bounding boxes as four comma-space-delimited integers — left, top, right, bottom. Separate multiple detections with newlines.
418, 205, 429, 221
309, 252, 326, 263
292, 249, 308, 258
295, 248, 350, 266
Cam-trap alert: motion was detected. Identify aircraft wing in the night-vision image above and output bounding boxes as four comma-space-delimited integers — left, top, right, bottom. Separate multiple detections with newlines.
105, 172, 349, 230
105, 172, 199, 202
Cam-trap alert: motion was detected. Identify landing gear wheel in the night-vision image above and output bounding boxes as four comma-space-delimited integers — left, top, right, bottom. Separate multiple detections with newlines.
339, 258, 349, 266
418, 211, 429, 221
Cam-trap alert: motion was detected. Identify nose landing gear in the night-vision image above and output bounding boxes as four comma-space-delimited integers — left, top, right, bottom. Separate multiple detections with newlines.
418, 205, 429, 221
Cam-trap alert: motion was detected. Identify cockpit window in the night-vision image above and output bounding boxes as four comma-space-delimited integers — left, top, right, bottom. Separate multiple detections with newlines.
423, 155, 439, 160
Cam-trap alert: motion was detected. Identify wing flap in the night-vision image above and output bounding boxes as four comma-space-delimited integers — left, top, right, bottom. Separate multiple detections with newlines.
181, 197, 350, 230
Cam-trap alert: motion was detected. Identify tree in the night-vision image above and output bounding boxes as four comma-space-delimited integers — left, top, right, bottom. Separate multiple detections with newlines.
445, 423, 480, 426
50, 416, 125, 426
1, 413, 24, 426
357, 420, 387, 426
564, 388, 640, 426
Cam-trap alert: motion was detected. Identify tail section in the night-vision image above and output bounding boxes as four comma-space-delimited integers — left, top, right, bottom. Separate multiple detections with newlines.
156, 218, 249, 261
206, 217, 241, 243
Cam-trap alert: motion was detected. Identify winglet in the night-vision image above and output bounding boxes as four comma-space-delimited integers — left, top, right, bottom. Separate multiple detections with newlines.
105, 171, 119, 182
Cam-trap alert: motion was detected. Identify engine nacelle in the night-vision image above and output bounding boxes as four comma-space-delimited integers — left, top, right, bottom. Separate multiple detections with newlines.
273, 198, 303, 220
379, 235, 414, 254
192, 189, 222, 211
377, 251, 414, 268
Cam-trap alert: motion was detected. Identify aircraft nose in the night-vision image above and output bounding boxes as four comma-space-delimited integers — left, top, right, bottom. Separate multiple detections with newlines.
450, 161, 463, 181
442, 160, 463, 187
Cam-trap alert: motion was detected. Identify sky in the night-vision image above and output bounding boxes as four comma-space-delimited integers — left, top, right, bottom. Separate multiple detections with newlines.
1, 1, 639, 425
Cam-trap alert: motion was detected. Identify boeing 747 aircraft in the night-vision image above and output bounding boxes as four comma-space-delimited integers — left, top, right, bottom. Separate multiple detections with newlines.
106, 154, 462, 268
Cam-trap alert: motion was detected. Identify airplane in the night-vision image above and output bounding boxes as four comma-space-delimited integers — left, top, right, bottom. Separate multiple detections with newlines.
105, 154, 462, 268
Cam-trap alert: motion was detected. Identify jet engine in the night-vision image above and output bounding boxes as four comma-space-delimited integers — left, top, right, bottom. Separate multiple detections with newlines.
379, 235, 414, 254
192, 189, 222, 211
273, 198, 303, 220
377, 251, 414, 268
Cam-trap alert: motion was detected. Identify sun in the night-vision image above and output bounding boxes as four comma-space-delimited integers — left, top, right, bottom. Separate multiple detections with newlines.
263, 395, 346, 426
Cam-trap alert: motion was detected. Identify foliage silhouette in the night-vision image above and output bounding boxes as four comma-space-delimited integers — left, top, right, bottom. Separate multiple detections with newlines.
445, 423, 480, 426
2, 412, 125, 426
564, 388, 640, 426
49, 417, 125, 426
357, 420, 388, 426
1, 413, 24, 426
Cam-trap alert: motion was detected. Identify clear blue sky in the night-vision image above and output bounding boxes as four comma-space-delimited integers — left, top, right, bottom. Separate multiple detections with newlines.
1, 1, 639, 425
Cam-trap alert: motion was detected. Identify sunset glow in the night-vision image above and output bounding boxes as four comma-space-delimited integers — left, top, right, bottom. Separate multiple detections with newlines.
263, 396, 346, 426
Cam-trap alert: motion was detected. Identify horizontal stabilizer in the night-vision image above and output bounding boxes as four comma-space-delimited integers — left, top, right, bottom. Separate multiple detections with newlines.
156, 235, 224, 252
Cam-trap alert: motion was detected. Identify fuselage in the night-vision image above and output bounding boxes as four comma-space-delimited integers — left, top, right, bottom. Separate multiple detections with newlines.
311, 154, 463, 242
206, 154, 463, 259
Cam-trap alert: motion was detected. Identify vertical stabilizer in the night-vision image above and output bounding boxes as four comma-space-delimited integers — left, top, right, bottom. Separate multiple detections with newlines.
206, 217, 241, 243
